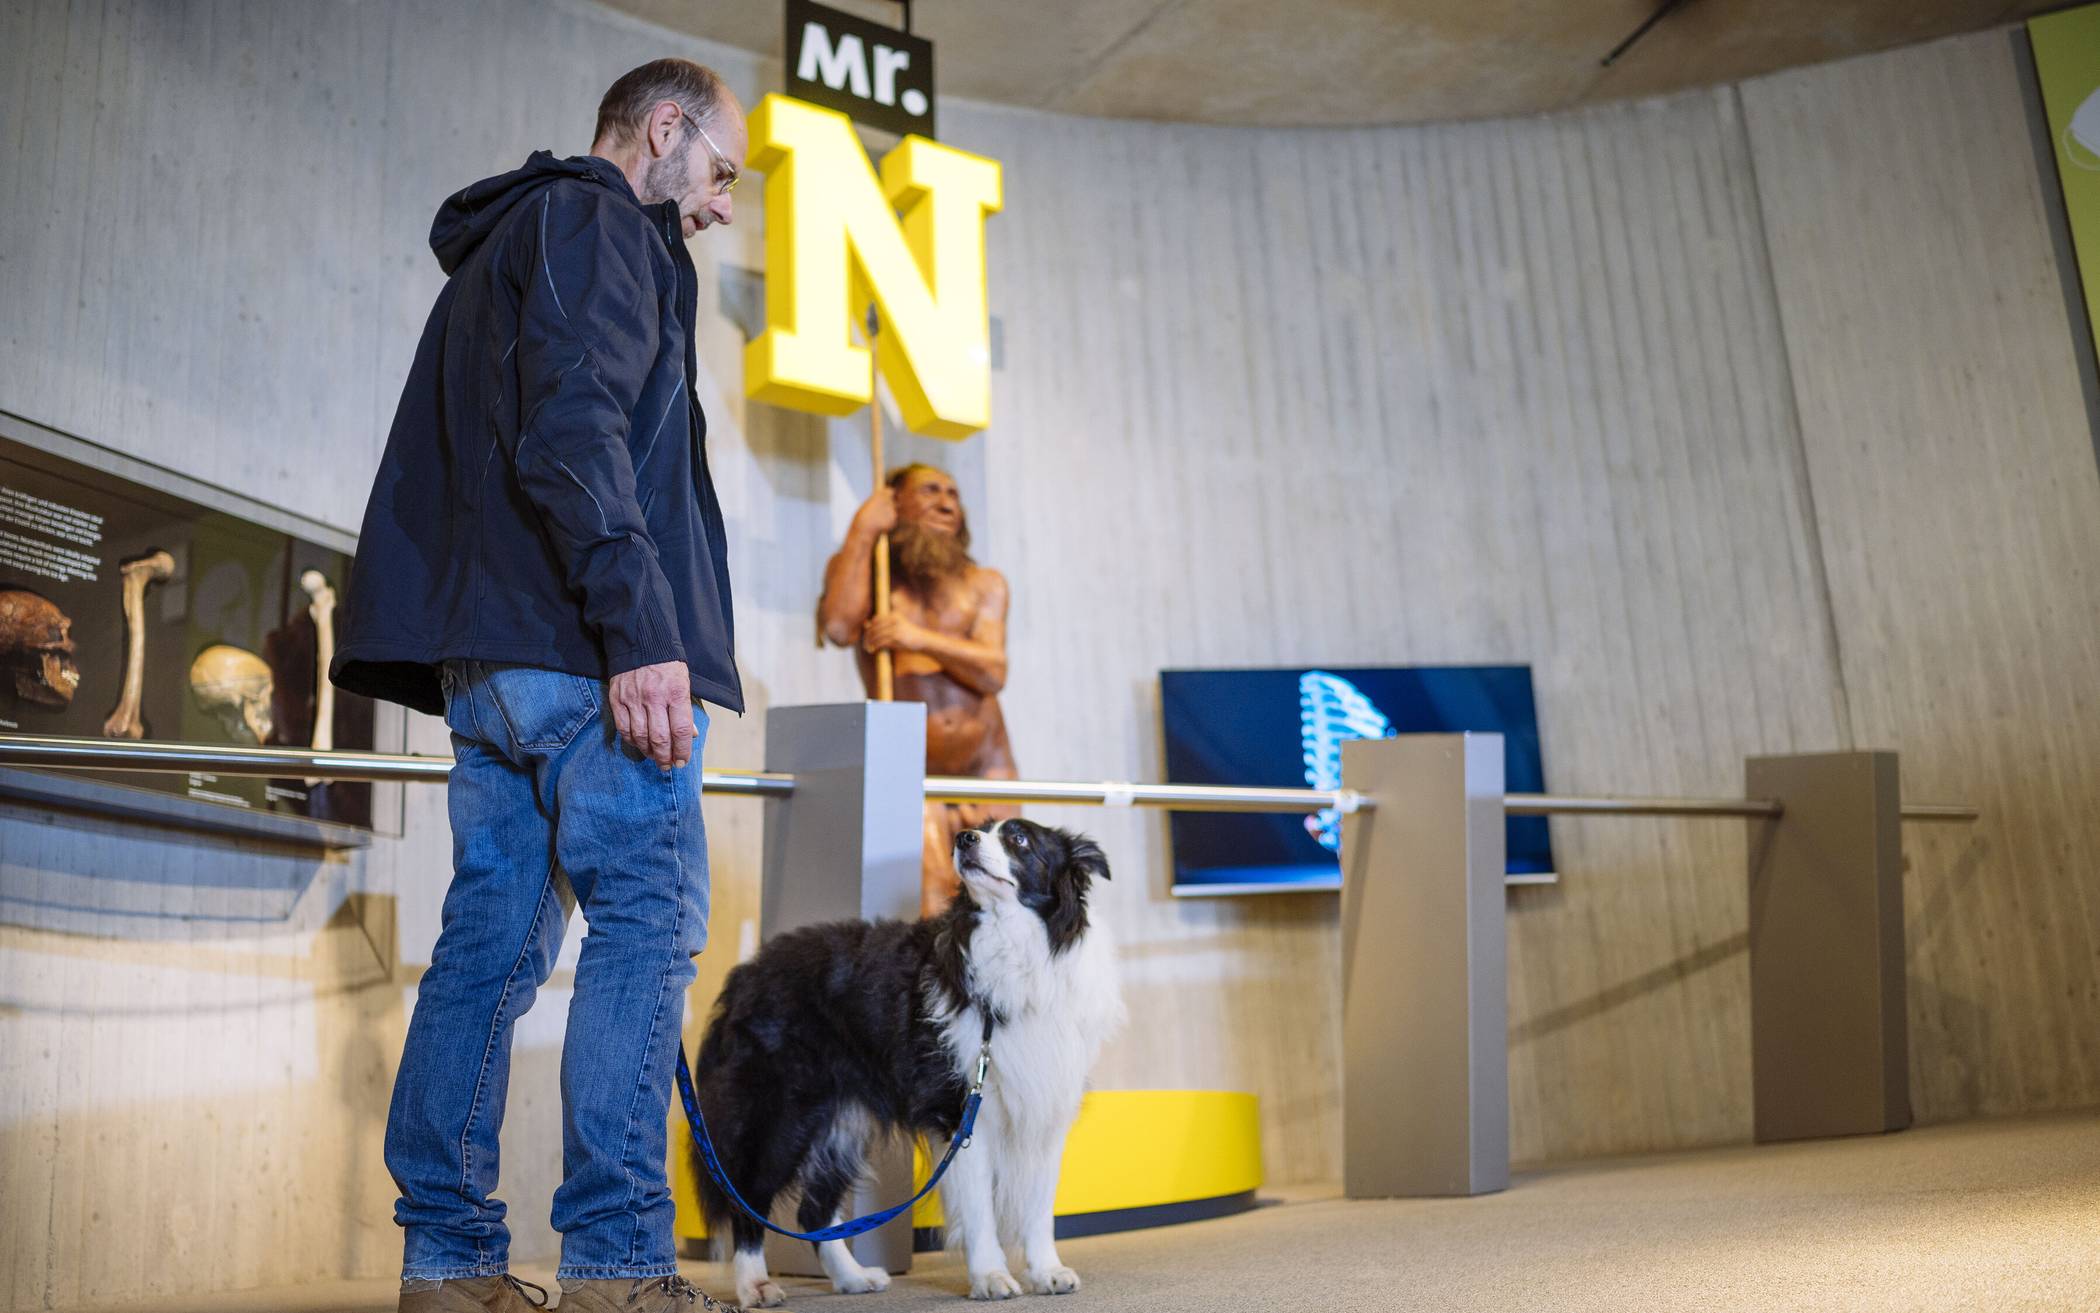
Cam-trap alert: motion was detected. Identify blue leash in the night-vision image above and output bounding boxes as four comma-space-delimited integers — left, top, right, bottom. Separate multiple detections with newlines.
672, 1013, 994, 1245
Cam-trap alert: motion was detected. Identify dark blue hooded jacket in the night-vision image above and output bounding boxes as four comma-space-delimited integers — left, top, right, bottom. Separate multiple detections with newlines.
330, 152, 742, 716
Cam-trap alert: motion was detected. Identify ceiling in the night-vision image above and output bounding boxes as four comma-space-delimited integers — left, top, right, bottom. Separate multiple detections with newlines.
602, 0, 2059, 127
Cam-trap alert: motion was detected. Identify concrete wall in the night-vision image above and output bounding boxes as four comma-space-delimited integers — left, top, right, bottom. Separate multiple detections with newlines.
2, 2, 2097, 1306
1740, 34, 2100, 1117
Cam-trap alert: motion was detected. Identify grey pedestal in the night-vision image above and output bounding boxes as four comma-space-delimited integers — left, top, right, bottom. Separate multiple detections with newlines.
1746, 750, 1910, 1143
1339, 733, 1510, 1198
757, 702, 927, 1276
1326, 737, 1913, 1202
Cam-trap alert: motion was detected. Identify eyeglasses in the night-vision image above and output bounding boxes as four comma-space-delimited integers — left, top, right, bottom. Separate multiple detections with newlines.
685, 107, 739, 197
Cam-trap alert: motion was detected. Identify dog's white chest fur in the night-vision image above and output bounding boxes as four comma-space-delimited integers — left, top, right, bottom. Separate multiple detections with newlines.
957, 899, 1117, 1092
923, 895, 1125, 1299
944, 897, 1124, 1128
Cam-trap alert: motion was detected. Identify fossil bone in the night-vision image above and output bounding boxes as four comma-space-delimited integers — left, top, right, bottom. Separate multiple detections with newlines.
103, 550, 176, 737
300, 569, 336, 783
0, 589, 81, 708
189, 643, 274, 744
300, 570, 336, 751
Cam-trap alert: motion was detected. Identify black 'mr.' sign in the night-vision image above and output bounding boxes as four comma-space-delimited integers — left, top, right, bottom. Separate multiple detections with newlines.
785, 0, 935, 139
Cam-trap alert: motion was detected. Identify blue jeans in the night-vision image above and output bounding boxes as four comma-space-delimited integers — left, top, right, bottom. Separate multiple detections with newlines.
386, 659, 710, 1281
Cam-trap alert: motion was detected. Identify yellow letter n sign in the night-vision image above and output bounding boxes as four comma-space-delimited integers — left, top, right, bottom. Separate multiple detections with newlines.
743, 94, 1003, 439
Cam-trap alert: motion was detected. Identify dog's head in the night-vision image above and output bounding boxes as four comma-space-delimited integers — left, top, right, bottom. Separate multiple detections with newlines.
953, 818, 1110, 953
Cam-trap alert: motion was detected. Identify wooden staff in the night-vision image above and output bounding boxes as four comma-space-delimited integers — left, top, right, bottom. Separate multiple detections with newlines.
869, 326, 894, 702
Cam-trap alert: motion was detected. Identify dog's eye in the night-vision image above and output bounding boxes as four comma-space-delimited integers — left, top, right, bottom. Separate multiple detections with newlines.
1009, 831, 1029, 849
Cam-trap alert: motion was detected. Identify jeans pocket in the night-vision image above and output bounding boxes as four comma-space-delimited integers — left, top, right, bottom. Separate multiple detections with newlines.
482, 663, 601, 752
437, 660, 474, 741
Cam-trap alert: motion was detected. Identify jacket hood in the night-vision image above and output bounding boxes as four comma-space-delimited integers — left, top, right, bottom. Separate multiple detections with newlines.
429, 151, 636, 275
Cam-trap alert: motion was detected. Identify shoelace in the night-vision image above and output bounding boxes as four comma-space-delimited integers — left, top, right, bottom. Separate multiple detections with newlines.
504, 1274, 551, 1309
625, 1273, 743, 1312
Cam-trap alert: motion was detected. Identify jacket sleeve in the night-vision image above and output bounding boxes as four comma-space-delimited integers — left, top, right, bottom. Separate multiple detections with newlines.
510, 184, 685, 676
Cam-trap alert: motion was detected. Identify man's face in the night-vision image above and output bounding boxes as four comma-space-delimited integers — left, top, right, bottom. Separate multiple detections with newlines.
897, 470, 963, 537
641, 95, 747, 238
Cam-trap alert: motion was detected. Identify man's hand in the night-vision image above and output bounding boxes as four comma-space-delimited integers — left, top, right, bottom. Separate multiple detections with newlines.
608, 660, 695, 768
852, 487, 899, 538
861, 613, 926, 655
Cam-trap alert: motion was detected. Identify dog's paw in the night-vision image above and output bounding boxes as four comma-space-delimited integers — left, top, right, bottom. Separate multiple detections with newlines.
738, 1278, 788, 1308
832, 1264, 891, 1295
1025, 1266, 1081, 1296
970, 1270, 1024, 1301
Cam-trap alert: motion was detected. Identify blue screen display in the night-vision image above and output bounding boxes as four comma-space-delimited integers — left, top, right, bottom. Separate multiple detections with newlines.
1160, 665, 1551, 891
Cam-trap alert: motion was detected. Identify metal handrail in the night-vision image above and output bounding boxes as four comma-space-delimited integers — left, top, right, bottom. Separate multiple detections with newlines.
0, 733, 795, 797
926, 779, 1974, 821
0, 733, 1977, 820
924, 775, 1364, 813
1507, 793, 1780, 818
1508, 794, 1976, 822
1893, 803, 1982, 822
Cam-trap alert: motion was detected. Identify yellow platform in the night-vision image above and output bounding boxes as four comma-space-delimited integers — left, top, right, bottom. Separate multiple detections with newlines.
674, 1090, 1261, 1247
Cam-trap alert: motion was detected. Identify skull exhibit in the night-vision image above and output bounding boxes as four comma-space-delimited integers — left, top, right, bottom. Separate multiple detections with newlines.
188, 643, 274, 743
0, 589, 82, 708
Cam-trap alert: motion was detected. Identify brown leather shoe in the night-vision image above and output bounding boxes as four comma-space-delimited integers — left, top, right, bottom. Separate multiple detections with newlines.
557, 1273, 741, 1312
398, 1274, 550, 1312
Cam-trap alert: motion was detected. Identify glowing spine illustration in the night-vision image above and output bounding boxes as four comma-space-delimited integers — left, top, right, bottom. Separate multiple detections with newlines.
1299, 670, 1394, 852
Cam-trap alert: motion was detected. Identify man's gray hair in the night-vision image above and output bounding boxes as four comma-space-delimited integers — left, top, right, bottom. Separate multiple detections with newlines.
594, 58, 727, 147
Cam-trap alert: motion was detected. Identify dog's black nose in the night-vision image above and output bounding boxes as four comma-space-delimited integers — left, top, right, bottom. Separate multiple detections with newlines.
958, 829, 979, 848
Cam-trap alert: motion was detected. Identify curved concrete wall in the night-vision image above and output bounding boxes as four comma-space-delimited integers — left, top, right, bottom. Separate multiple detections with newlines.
2, 3, 2097, 1305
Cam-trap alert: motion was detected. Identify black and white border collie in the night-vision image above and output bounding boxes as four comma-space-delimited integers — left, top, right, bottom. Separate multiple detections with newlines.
693, 819, 1126, 1306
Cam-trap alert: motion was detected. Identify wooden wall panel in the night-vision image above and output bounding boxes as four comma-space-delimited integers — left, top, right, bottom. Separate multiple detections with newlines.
1741, 30, 2100, 1123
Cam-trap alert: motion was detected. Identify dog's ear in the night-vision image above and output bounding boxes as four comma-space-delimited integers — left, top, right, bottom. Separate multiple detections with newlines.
1061, 831, 1111, 883
1040, 830, 1108, 953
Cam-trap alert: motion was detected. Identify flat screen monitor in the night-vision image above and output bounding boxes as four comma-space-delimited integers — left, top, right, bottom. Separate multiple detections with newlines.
1160, 665, 1551, 895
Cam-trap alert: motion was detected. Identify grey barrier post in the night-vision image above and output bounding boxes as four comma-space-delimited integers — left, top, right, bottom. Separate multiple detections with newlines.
1339, 733, 1510, 1198
1745, 750, 1910, 1142
757, 701, 928, 1275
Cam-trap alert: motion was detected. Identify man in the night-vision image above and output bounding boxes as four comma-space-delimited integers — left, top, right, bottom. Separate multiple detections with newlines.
818, 464, 1017, 914
330, 59, 745, 1313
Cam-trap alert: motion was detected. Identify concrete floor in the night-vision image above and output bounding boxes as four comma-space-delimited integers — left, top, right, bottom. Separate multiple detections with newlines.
110, 1110, 2100, 1313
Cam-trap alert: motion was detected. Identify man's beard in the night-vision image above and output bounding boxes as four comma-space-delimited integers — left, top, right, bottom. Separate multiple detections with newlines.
640, 145, 690, 207
890, 518, 973, 593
